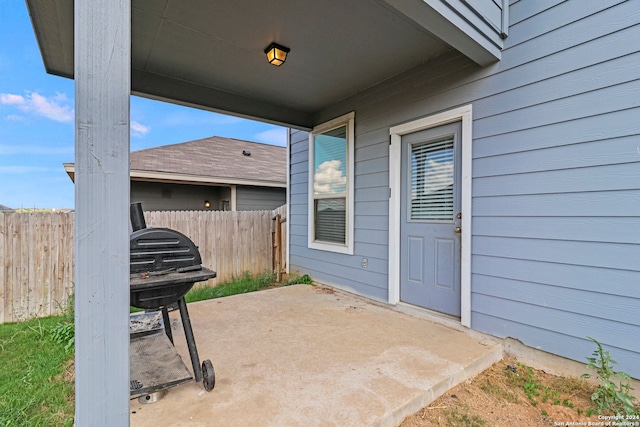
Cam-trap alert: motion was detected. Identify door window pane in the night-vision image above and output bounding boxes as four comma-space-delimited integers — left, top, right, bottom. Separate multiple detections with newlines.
410, 135, 454, 221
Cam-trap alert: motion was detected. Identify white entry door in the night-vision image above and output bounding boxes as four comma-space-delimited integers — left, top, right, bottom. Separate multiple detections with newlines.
399, 121, 462, 316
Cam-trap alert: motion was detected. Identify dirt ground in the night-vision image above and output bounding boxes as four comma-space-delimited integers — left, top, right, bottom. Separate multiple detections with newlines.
400, 357, 606, 427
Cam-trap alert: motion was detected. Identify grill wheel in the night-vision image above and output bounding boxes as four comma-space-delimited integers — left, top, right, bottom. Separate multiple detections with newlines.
202, 359, 215, 391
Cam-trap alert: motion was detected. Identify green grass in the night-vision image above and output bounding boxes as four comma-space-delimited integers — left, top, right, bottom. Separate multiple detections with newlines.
478, 378, 519, 403
444, 407, 487, 427
185, 270, 278, 303
0, 316, 75, 427
131, 271, 312, 312
185, 271, 311, 303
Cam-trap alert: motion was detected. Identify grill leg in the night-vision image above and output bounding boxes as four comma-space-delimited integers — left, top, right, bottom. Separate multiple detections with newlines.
161, 307, 173, 344
177, 297, 203, 382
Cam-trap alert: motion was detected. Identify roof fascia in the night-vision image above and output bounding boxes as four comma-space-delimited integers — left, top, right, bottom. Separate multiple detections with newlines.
130, 170, 287, 188
63, 164, 286, 188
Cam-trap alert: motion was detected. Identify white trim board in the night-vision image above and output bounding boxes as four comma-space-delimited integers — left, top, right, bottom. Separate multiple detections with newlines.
307, 112, 355, 255
388, 104, 473, 328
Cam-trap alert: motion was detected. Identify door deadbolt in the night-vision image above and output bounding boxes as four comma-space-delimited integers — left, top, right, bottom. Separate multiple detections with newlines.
456, 212, 462, 219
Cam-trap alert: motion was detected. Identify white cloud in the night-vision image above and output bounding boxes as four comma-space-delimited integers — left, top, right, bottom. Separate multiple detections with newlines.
0, 91, 74, 123
5, 114, 25, 122
314, 160, 346, 195
412, 158, 454, 196
131, 121, 150, 138
0, 93, 25, 105
253, 128, 287, 146
29, 93, 73, 122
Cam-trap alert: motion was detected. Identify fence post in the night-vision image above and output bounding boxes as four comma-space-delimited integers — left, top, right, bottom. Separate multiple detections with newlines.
272, 214, 284, 282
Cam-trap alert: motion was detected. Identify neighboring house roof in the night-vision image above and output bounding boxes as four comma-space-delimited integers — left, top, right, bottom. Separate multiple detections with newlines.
0, 204, 14, 212
64, 136, 287, 187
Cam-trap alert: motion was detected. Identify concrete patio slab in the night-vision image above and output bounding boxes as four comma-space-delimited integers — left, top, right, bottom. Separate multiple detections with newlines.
129, 285, 502, 427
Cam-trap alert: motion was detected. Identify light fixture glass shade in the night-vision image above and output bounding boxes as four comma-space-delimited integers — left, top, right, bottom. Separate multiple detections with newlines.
264, 43, 290, 66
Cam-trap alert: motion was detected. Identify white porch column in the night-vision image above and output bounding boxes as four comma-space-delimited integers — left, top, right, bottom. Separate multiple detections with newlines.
74, 0, 131, 425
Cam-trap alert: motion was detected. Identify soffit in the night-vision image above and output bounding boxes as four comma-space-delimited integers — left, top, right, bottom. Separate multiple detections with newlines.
27, 0, 452, 128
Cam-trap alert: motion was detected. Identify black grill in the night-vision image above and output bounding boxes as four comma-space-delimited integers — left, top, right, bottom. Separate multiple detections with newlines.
129, 203, 217, 398
130, 228, 202, 273
129, 226, 210, 310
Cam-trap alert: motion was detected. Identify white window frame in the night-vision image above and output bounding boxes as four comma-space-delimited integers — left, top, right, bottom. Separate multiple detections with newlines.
308, 112, 355, 254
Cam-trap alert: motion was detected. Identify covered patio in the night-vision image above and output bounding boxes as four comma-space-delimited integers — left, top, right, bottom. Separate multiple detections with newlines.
129, 285, 501, 426
25, 0, 507, 424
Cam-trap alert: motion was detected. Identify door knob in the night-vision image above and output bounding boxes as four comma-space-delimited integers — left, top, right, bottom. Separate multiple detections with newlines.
454, 227, 462, 233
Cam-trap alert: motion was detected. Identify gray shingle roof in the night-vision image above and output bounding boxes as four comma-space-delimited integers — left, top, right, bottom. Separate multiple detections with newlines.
130, 136, 286, 184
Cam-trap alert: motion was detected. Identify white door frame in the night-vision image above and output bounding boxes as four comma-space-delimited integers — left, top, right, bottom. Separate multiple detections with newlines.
388, 105, 473, 327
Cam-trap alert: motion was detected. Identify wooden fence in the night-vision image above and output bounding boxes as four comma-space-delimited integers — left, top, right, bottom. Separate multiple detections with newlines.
0, 206, 286, 323
0, 212, 75, 323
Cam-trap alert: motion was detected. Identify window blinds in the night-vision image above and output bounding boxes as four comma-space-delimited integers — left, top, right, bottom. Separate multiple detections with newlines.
410, 135, 455, 221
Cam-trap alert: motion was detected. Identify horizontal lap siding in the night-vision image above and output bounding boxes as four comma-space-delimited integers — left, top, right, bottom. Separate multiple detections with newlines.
288, 126, 390, 299
288, 0, 640, 376
235, 186, 286, 211
470, 0, 640, 377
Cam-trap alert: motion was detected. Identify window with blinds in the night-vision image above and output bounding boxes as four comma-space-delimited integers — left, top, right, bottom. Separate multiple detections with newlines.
410, 135, 455, 221
308, 112, 354, 254
313, 125, 348, 244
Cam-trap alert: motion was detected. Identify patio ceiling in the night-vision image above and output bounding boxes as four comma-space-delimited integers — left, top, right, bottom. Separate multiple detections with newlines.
27, 0, 497, 129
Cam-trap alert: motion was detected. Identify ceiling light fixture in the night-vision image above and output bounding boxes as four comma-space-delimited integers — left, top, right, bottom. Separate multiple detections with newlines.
264, 42, 290, 66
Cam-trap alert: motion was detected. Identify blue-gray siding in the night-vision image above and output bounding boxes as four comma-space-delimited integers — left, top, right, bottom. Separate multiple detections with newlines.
289, 0, 640, 377
290, 125, 391, 302
434, 0, 507, 53
462, 0, 506, 38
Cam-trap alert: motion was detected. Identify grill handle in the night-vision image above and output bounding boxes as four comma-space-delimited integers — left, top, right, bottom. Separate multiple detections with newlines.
130, 203, 147, 231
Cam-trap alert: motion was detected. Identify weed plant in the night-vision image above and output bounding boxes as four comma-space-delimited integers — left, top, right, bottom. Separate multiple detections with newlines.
582, 337, 639, 416
505, 362, 582, 415
50, 294, 75, 352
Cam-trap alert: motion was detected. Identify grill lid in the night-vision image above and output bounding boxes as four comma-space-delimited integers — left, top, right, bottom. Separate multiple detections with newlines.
130, 228, 202, 274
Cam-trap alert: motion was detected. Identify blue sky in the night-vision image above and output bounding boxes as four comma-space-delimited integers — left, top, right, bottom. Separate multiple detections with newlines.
0, 3, 287, 210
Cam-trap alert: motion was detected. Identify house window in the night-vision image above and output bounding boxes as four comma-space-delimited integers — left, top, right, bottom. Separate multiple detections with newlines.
308, 112, 354, 254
